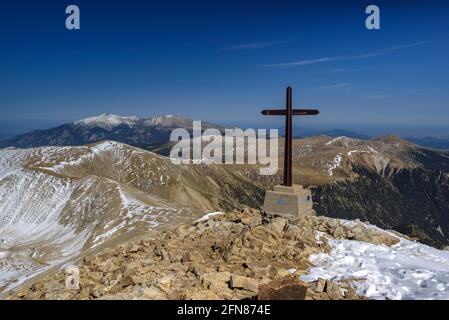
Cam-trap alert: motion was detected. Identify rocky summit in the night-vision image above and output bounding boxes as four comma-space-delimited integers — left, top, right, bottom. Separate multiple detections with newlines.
5, 208, 401, 300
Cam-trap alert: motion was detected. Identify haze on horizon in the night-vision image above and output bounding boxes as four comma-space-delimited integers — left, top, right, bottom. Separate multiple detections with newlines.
1, 0, 448, 139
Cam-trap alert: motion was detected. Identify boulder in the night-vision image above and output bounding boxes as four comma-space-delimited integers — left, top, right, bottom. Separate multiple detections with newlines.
258, 277, 307, 300
333, 226, 346, 239
241, 215, 262, 228
201, 272, 232, 291
229, 275, 259, 292
265, 218, 288, 235
309, 278, 326, 293
284, 224, 302, 240
325, 281, 343, 300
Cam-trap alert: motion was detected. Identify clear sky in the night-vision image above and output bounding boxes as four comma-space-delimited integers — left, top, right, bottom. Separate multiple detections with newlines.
1, 0, 448, 138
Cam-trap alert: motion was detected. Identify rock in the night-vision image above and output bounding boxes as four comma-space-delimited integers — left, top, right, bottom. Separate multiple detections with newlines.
154, 247, 169, 260
325, 219, 339, 229
158, 275, 175, 288
134, 286, 168, 300
189, 264, 209, 277
128, 244, 141, 253
284, 224, 302, 240
333, 226, 345, 239
275, 268, 290, 278
352, 226, 400, 246
265, 218, 288, 235
258, 277, 307, 300
309, 278, 326, 293
169, 250, 184, 262
201, 272, 232, 291
182, 251, 203, 265
241, 215, 262, 228
44, 280, 64, 293
229, 275, 259, 292
325, 281, 343, 300
312, 292, 331, 300
98, 293, 131, 300
318, 224, 327, 232
142, 258, 155, 267
342, 286, 359, 299
346, 230, 355, 239
45, 291, 74, 300
184, 290, 220, 300
212, 240, 225, 252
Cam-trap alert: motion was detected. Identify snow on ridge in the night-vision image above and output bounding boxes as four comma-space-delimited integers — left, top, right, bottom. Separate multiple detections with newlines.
347, 145, 379, 156
145, 114, 186, 126
302, 228, 449, 300
0, 148, 33, 175
74, 113, 139, 129
73, 113, 189, 129
194, 211, 224, 223
325, 154, 343, 176
38, 141, 130, 173
325, 136, 351, 146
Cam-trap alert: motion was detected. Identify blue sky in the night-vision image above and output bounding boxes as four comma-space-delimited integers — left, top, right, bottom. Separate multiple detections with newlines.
1, 0, 448, 138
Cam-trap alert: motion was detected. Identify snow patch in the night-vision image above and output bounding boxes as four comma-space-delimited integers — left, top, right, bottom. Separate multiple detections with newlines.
325, 136, 349, 146
301, 236, 449, 300
325, 154, 342, 176
194, 211, 224, 223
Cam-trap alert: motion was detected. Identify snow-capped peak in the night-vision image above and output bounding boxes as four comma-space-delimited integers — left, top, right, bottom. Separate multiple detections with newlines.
74, 113, 139, 130
72, 114, 191, 130
145, 114, 189, 127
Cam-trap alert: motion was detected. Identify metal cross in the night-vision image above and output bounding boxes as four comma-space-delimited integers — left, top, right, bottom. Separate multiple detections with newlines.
261, 86, 319, 186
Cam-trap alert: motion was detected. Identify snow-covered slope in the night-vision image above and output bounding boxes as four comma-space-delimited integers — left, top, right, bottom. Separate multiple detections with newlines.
0, 143, 192, 293
0, 141, 260, 295
74, 114, 139, 130
302, 221, 449, 300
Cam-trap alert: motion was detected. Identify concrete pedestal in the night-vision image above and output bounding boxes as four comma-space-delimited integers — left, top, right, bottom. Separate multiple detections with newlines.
263, 184, 314, 218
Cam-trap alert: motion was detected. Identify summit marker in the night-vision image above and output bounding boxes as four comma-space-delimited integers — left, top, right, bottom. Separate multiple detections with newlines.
261, 87, 319, 217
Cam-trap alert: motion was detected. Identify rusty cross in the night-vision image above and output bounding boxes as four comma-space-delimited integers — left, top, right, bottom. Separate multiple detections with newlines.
261, 87, 319, 187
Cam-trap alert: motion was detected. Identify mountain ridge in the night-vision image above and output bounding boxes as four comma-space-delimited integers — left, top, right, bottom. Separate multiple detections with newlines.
0, 114, 221, 150
2, 114, 449, 151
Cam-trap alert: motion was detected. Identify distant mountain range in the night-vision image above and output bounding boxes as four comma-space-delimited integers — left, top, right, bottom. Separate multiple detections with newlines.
405, 136, 449, 150
295, 128, 449, 150
0, 114, 221, 150
1, 114, 448, 151
298, 129, 371, 140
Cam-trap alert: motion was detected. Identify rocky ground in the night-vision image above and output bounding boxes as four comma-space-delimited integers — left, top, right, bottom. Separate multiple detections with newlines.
5, 209, 401, 300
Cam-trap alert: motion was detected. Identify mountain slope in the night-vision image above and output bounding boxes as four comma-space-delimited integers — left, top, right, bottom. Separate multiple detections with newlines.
145, 133, 449, 248
0, 141, 262, 294
294, 135, 449, 248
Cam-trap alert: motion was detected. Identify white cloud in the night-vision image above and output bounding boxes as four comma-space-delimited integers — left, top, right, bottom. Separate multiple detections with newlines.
265, 41, 430, 67
321, 83, 352, 89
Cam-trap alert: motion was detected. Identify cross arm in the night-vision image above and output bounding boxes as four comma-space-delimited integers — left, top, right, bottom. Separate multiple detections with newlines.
261, 109, 320, 116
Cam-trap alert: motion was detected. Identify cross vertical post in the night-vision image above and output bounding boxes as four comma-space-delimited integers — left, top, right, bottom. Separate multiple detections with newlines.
284, 86, 293, 186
